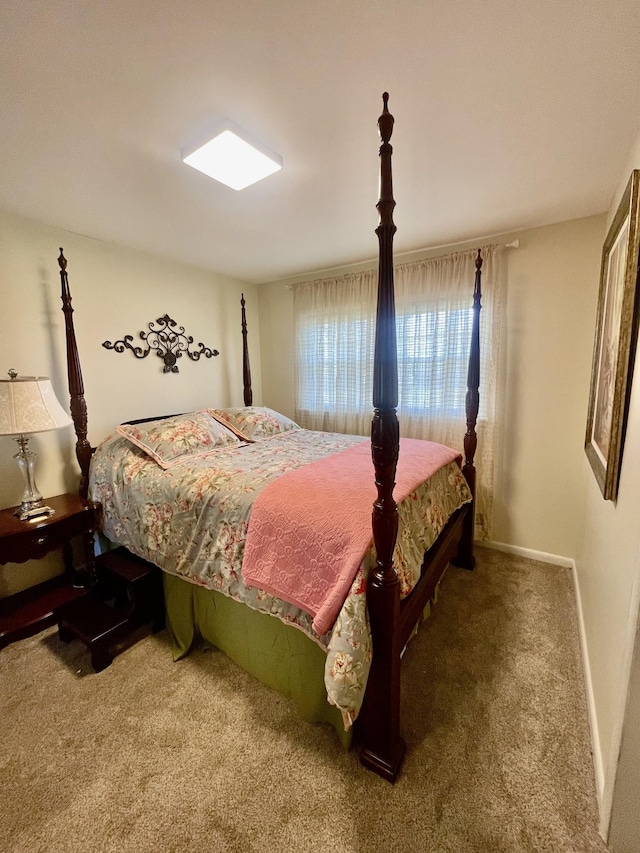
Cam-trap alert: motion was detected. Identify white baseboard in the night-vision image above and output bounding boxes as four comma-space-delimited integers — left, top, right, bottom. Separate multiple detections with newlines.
481, 539, 574, 568
481, 538, 605, 822
571, 559, 606, 819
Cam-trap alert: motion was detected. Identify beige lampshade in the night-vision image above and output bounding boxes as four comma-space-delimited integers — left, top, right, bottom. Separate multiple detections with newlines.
0, 374, 73, 435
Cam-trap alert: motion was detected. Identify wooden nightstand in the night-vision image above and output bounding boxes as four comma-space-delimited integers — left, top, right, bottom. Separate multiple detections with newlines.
0, 493, 100, 650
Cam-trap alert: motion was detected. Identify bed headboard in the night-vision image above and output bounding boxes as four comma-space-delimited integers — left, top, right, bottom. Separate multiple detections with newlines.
241, 293, 253, 406
58, 248, 93, 500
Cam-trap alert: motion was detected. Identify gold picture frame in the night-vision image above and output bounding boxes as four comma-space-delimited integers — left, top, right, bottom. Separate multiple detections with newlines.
585, 170, 640, 500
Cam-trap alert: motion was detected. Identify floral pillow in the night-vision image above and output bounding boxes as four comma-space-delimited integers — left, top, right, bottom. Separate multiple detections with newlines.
116, 411, 241, 469
207, 406, 301, 442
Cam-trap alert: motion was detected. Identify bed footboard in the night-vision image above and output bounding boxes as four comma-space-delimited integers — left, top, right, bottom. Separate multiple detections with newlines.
453, 249, 482, 571
359, 95, 479, 782
359, 93, 406, 781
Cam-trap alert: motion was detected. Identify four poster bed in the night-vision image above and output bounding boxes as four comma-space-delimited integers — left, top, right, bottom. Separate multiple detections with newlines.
57, 93, 482, 782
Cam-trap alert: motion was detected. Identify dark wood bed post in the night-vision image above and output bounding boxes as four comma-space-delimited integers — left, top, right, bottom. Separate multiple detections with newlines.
240, 293, 253, 406
58, 249, 93, 499
359, 93, 406, 782
453, 249, 482, 570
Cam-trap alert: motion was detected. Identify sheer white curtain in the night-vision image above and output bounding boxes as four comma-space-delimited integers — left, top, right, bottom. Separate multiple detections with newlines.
294, 245, 503, 539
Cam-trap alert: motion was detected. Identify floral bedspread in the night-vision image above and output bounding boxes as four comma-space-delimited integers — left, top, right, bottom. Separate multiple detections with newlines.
89, 429, 472, 727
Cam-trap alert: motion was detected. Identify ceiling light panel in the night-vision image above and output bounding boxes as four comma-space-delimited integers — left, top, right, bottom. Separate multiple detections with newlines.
182, 122, 282, 191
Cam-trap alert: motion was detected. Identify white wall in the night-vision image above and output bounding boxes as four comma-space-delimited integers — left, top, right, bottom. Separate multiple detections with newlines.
491, 217, 604, 557
576, 343, 640, 835
0, 210, 260, 595
575, 131, 640, 841
259, 215, 605, 559
258, 278, 295, 419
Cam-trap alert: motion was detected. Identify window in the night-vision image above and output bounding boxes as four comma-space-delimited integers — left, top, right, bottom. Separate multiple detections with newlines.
296, 302, 486, 422
397, 304, 477, 419
293, 245, 501, 540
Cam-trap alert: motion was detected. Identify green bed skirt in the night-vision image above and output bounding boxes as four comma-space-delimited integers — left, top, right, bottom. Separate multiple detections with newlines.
163, 574, 351, 748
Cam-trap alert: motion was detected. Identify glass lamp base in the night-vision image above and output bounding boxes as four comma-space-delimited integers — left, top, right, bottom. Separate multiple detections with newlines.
16, 497, 44, 515
13, 435, 55, 521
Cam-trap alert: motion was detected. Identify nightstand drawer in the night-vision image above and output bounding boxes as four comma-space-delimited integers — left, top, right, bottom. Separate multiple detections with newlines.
1, 527, 61, 564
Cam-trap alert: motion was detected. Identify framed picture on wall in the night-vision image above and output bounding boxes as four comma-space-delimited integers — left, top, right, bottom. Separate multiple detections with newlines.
585, 169, 640, 501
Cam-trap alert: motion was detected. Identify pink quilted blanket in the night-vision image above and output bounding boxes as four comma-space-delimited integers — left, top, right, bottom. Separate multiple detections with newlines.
241, 437, 461, 635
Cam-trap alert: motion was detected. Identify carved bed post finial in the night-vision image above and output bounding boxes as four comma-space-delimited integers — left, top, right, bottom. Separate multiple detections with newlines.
58, 248, 93, 499
360, 93, 406, 782
241, 294, 253, 406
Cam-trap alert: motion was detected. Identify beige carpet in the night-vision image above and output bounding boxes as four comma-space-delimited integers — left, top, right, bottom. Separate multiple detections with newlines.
0, 546, 608, 853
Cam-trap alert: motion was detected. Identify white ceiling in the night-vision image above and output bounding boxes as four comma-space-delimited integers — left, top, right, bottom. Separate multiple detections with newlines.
2, 1, 640, 284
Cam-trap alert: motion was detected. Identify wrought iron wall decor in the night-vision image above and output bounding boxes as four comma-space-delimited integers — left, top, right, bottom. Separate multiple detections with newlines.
102, 314, 219, 373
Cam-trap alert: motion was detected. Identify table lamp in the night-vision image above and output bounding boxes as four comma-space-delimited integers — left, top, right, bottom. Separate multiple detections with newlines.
0, 369, 73, 519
